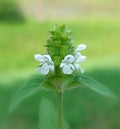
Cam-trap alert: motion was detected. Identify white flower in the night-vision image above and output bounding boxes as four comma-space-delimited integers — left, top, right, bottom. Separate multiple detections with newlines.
74, 44, 87, 73
60, 55, 75, 74
60, 44, 87, 74
74, 44, 87, 54
34, 54, 54, 75
74, 52, 87, 73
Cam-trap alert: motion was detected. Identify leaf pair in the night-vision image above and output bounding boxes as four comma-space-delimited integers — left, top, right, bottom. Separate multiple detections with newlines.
9, 72, 116, 112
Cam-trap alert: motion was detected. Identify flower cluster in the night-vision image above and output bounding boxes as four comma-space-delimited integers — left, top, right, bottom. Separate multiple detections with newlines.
34, 44, 87, 75
60, 44, 87, 74
34, 25, 87, 75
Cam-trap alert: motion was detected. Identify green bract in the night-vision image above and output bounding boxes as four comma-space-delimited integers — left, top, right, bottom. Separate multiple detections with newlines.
46, 25, 74, 66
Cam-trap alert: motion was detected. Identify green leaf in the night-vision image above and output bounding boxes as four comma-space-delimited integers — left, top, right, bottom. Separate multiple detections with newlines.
79, 74, 116, 98
39, 98, 70, 129
9, 74, 46, 112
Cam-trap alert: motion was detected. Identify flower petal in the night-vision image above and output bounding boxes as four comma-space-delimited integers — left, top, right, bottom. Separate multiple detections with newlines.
34, 54, 44, 62
75, 52, 81, 59
60, 62, 64, 68
50, 64, 54, 72
37, 63, 50, 75
61, 64, 74, 74
76, 55, 87, 62
43, 55, 53, 63
64, 54, 74, 63
75, 44, 87, 53
77, 44, 87, 50
74, 63, 80, 69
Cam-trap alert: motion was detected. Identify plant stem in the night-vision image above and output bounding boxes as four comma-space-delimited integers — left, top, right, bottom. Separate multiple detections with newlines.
56, 91, 63, 129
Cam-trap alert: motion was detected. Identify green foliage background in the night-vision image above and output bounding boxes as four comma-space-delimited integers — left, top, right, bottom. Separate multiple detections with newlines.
0, 0, 25, 22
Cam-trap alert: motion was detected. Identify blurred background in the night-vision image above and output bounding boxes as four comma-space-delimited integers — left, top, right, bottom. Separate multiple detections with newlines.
0, 0, 120, 129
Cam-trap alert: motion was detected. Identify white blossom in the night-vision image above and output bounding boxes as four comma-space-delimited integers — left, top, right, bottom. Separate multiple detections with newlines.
60, 55, 75, 74
34, 54, 54, 75
74, 44, 87, 54
60, 44, 87, 74
74, 52, 87, 73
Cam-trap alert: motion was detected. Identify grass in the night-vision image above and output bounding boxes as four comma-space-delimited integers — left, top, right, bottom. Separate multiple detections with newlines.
0, 19, 120, 129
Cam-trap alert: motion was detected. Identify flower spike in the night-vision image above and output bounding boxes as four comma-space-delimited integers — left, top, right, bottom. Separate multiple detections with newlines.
34, 25, 87, 75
